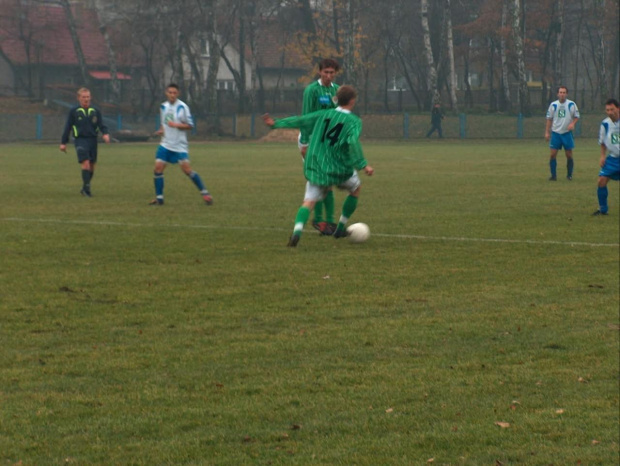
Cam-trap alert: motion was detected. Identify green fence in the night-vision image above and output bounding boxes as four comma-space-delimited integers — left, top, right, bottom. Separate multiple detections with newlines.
0, 112, 601, 143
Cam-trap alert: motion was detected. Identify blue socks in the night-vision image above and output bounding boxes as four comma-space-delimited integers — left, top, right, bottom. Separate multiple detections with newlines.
567, 158, 574, 177
550, 159, 557, 178
154, 172, 164, 199
597, 187, 608, 214
188, 171, 207, 193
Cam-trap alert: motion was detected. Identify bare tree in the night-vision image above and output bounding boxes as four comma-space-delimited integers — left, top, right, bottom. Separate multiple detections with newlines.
500, 0, 512, 111
511, 0, 531, 116
93, 0, 121, 104
421, 0, 439, 107
59, 0, 90, 87
445, 0, 458, 111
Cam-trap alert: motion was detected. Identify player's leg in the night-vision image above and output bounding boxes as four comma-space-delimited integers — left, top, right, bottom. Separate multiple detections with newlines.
564, 133, 575, 180
548, 148, 559, 181
150, 146, 168, 205
594, 156, 620, 215
565, 149, 574, 180
594, 176, 610, 215
288, 184, 323, 247
76, 141, 93, 196
324, 188, 336, 231
179, 158, 213, 205
334, 173, 362, 238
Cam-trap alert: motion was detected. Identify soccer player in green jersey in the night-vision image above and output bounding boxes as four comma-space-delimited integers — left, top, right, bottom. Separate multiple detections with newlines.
263, 85, 374, 247
300, 59, 340, 235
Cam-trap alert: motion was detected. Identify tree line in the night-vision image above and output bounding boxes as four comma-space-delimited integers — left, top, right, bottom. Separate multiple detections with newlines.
1, 0, 618, 116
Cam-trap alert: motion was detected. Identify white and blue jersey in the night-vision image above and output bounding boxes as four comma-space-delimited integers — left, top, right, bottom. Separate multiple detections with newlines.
599, 117, 620, 158
160, 99, 194, 153
546, 99, 580, 134
598, 117, 620, 180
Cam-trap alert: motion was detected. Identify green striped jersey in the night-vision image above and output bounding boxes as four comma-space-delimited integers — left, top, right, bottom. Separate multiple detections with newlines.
274, 107, 367, 186
299, 80, 339, 144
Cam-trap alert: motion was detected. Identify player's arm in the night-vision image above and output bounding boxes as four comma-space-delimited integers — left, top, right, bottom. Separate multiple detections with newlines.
568, 103, 580, 131
544, 118, 552, 141
599, 123, 607, 167
270, 112, 321, 134
97, 109, 111, 143
59, 109, 73, 152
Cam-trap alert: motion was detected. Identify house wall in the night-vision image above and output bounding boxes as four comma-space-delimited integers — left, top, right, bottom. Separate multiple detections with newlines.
0, 57, 17, 95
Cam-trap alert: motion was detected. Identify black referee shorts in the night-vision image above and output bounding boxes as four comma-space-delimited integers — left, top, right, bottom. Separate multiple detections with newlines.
75, 138, 98, 164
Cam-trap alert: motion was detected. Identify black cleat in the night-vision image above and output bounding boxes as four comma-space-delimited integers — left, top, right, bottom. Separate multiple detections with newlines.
203, 194, 214, 205
313, 221, 335, 236
592, 210, 608, 216
149, 198, 164, 205
333, 228, 349, 239
287, 234, 300, 247
566, 175, 572, 181
548, 176, 557, 181
80, 188, 92, 197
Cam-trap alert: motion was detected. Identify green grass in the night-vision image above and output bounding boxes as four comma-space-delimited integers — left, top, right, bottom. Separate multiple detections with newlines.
0, 140, 618, 465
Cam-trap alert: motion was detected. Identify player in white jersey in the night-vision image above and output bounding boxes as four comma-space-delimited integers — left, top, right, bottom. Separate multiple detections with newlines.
545, 86, 580, 180
150, 84, 213, 205
593, 98, 620, 216
149, 83, 213, 206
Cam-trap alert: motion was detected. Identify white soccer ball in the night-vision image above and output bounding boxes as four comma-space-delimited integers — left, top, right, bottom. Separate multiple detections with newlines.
346, 222, 370, 243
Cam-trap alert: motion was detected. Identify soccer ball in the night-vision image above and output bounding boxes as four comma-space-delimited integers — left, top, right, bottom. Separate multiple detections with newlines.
346, 222, 370, 243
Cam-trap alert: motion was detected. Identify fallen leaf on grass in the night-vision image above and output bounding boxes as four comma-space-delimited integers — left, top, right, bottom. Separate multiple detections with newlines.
242, 436, 254, 443
427, 458, 434, 463
322, 275, 330, 280
555, 409, 564, 414
578, 377, 588, 383
494, 422, 511, 428
385, 407, 394, 413
591, 440, 600, 445
291, 424, 302, 430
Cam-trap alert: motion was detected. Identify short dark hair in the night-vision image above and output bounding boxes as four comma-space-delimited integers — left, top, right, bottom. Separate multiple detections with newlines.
337, 85, 357, 106
166, 83, 180, 90
557, 85, 568, 93
319, 58, 340, 71
605, 98, 619, 108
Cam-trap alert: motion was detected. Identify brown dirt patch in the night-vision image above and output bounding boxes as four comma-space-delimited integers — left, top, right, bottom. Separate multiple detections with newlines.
259, 128, 299, 142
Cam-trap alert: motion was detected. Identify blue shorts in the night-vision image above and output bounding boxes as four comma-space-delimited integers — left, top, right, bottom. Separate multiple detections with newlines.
599, 156, 620, 180
156, 146, 189, 164
550, 131, 575, 151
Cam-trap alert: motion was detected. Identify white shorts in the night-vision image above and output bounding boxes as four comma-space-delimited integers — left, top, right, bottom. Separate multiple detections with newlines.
303, 172, 361, 202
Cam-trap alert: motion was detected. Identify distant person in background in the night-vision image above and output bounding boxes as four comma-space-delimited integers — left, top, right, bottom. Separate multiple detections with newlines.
426, 103, 444, 139
300, 58, 340, 236
545, 86, 580, 181
592, 98, 620, 216
149, 83, 213, 206
59, 87, 110, 197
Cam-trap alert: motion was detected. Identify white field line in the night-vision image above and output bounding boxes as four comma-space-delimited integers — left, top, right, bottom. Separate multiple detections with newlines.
2, 217, 618, 248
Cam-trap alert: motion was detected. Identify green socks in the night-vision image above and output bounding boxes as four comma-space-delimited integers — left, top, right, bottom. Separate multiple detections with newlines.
293, 206, 311, 236
336, 195, 358, 231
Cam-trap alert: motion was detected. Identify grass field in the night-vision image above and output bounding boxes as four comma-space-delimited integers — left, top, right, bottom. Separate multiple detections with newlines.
0, 140, 618, 465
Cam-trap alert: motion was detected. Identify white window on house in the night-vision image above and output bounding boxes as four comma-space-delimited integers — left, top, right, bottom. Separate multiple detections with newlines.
468, 73, 481, 87
217, 80, 235, 91
201, 38, 210, 57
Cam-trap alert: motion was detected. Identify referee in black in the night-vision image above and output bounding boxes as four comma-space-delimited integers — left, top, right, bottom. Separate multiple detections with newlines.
60, 87, 110, 197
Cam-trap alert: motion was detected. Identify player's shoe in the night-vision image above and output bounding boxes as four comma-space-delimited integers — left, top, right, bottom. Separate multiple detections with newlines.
203, 194, 214, 205
80, 188, 92, 197
313, 221, 335, 236
287, 234, 300, 247
333, 228, 349, 239
548, 176, 557, 181
592, 210, 608, 216
566, 175, 572, 181
149, 198, 164, 205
